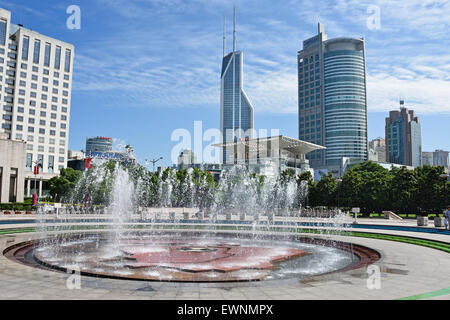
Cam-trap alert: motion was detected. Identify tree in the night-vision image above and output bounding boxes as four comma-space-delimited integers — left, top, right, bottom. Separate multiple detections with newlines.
309, 172, 338, 207
414, 165, 447, 215
388, 166, 417, 214
48, 167, 82, 202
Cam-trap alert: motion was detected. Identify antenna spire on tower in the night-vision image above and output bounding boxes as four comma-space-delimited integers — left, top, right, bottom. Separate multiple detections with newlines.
223, 13, 226, 57
233, 6, 236, 52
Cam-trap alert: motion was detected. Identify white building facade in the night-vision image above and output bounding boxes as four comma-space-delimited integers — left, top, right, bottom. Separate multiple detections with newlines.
0, 8, 74, 198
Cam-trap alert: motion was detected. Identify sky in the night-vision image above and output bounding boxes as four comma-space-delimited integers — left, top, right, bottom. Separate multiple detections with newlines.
3, 0, 450, 167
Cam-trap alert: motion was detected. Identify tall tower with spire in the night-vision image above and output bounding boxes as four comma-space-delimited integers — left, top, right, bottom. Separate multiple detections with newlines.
220, 7, 254, 164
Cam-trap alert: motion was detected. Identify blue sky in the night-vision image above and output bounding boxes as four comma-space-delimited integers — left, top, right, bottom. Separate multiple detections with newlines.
4, 0, 450, 167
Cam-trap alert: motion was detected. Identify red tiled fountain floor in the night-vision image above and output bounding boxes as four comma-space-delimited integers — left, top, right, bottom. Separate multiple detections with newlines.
122, 243, 309, 272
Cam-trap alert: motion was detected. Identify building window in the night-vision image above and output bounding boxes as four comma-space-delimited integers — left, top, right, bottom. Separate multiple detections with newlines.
44, 43, 51, 67
26, 153, 33, 171
0, 19, 6, 45
64, 49, 71, 72
28, 118, 35, 124
22, 36, 30, 60
48, 156, 54, 173
54, 46, 61, 69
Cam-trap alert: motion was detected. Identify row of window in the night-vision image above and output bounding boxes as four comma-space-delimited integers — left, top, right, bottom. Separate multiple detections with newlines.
3, 104, 68, 113
17, 96, 69, 105
21, 36, 71, 72
299, 54, 320, 65
26, 153, 65, 173
15, 126, 66, 136
24, 144, 65, 154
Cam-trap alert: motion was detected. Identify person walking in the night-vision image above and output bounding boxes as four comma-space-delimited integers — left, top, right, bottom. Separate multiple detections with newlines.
444, 206, 450, 230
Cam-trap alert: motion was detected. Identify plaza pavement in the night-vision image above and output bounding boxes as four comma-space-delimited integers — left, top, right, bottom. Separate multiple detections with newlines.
0, 214, 448, 300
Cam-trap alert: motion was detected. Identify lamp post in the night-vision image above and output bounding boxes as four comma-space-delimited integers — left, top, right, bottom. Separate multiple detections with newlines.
146, 157, 163, 173
32, 159, 42, 205
336, 178, 342, 214
440, 173, 449, 212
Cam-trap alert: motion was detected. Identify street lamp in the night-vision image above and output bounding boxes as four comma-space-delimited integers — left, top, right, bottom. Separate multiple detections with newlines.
146, 157, 163, 173
440, 173, 449, 212
32, 159, 42, 205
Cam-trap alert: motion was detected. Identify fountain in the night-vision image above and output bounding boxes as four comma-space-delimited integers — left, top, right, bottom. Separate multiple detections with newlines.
6, 161, 379, 282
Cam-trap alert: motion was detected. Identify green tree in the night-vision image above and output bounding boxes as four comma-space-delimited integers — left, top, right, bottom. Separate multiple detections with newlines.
48, 167, 82, 202
414, 165, 447, 215
309, 172, 338, 207
388, 166, 417, 214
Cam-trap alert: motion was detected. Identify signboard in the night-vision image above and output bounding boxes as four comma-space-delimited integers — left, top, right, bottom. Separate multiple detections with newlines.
352, 207, 360, 213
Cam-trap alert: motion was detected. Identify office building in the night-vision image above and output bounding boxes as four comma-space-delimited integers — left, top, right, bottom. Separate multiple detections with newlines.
369, 137, 386, 163
298, 23, 368, 167
433, 149, 449, 167
85, 136, 113, 156
0, 8, 74, 197
220, 8, 254, 163
177, 149, 197, 169
422, 152, 433, 166
385, 100, 422, 167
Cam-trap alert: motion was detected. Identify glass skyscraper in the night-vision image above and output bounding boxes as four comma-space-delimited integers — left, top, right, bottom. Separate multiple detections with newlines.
298, 23, 368, 167
220, 10, 254, 163
385, 101, 422, 168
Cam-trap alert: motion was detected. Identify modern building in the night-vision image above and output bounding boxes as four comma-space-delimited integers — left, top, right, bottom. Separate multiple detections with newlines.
177, 149, 197, 169
0, 132, 26, 203
433, 149, 449, 167
85, 136, 113, 156
298, 23, 368, 168
385, 100, 422, 167
0, 8, 74, 198
369, 137, 386, 162
422, 152, 433, 166
220, 8, 254, 164
214, 135, 325, 178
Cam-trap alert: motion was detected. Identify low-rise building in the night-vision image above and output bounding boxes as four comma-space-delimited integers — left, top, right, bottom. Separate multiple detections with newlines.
0, 133, 26, 203
214, 135, 326, 178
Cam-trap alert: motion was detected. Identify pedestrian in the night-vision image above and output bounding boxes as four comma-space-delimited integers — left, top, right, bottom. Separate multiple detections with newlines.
444, 206, 450, 230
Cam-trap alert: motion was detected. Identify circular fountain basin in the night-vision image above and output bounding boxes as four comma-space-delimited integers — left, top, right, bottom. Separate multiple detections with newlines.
4, 232, 379, 282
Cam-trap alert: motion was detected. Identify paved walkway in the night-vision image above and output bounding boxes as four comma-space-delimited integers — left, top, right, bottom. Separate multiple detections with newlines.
0, 216, 448, 300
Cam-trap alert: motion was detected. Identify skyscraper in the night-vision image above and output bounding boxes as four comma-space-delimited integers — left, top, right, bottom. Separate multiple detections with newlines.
385, 100, 422, 167
220, 8, 254, 163
0, 8, 74, 197
298, 23, 368, 167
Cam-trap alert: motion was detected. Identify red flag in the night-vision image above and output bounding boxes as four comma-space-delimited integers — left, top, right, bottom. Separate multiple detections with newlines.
33, 166, 39, 174
85, 158, 93, 169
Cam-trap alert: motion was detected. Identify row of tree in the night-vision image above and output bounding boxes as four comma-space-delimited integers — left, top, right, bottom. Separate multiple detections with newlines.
48, 161, 449, 216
